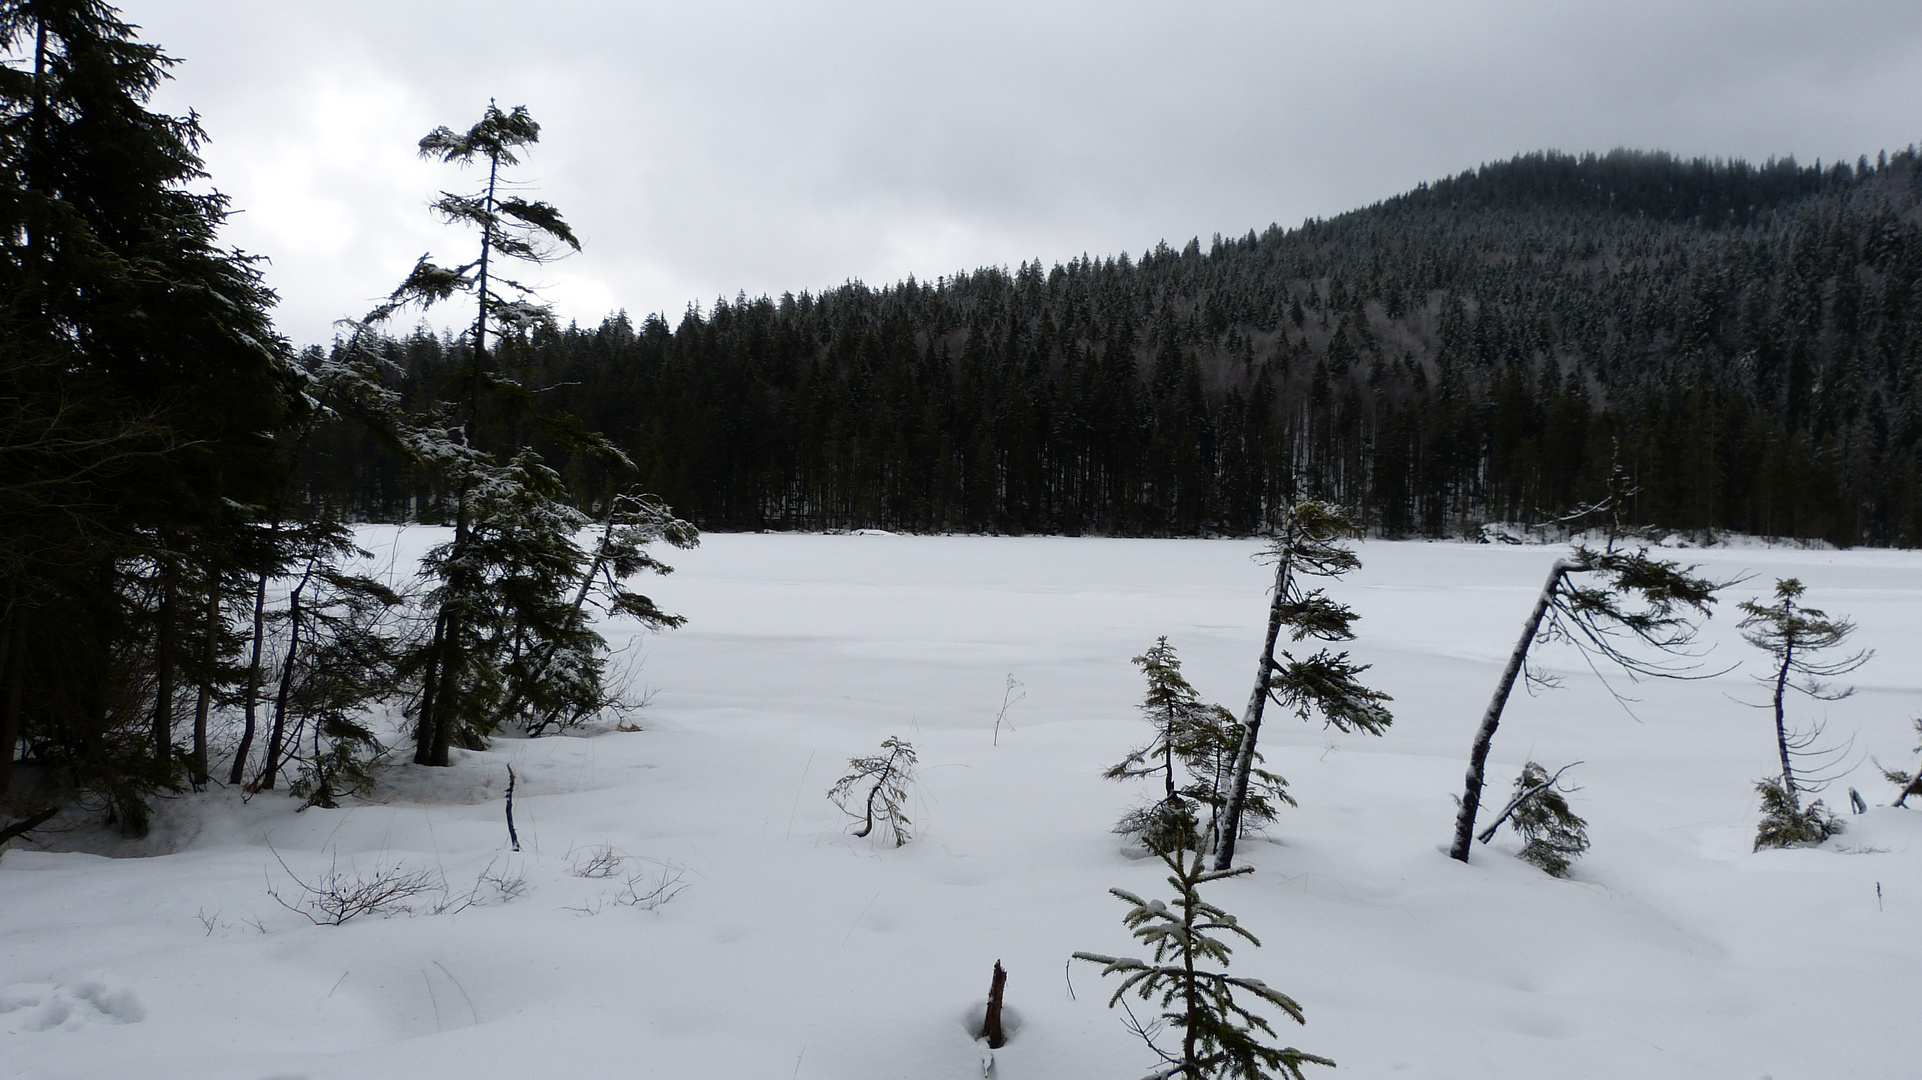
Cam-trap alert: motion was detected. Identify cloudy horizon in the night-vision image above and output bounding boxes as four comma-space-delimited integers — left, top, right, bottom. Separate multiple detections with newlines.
123, 1, 1922, 347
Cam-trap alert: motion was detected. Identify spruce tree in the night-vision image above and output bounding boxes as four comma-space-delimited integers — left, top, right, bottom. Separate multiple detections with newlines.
1477, 761, 1589, 876
1736, 578, 1869, 847
1109, 638, 1292, 853
1, 1, 294, 829
1215, 499, 1391, 870
1878, 717, 1922, 808
828, 736, 917, 847
357, 103, 694, 764
1074, 845, 1336, 1079
1106, 638, 1212, 852
1449, 539, 1722, 863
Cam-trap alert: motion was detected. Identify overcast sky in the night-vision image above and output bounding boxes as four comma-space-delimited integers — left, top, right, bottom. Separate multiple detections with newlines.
122, 1, 1922, 348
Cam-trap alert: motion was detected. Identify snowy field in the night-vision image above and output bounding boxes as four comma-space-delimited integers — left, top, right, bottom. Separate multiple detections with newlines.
5, 530, 1921, 1080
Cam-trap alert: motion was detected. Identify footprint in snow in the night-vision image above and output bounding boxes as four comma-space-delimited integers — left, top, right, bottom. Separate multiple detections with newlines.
0, 979, 145, 1033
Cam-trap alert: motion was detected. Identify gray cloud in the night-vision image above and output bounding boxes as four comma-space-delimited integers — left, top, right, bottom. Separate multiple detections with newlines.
125, 1, 1922, 346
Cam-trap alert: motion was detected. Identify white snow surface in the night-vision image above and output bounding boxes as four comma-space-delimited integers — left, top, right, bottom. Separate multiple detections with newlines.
5, 530, 1921, 1080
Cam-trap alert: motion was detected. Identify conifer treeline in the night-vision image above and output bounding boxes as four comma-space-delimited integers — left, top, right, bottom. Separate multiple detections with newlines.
308, 148, 1922, 545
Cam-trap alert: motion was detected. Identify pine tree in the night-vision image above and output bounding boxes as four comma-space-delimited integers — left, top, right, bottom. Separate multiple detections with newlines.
1074, 845, 1336, 1080
1736, 578, 1870, 845
357, 103, 693, 764
1449, 538, 1722, 863
1108, 638, 1292, 853
1476, 761, 1589, 876
1, 1, 294, 829
1215, 499, 1391, 870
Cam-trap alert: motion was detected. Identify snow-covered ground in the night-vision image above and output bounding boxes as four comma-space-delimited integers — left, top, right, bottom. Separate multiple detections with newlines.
5, 531, 1920, 1080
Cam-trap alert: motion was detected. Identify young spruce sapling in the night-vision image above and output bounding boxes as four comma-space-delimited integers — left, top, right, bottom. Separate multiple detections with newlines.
1074, 845, 1335, 1080
829, 737, 917, 847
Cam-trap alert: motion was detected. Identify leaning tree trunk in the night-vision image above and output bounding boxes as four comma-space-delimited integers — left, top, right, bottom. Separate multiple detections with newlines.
1213, 557, 1293, 870
255, 570, 311, 791
229, 572, 269, 785
1449, 559, 1571, 863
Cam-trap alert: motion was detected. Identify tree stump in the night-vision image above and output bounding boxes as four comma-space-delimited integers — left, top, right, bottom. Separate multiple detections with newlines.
983, 960, 1008, 1049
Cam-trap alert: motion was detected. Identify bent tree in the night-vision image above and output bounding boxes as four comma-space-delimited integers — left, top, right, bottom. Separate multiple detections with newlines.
1215, 500, 1391, 871
1448, 545, 1722, 863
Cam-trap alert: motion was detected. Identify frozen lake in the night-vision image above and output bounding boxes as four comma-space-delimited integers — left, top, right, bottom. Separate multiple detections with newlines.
4, 531, 1919, 1079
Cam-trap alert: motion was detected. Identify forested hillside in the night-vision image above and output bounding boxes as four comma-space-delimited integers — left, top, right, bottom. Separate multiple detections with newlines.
309, 149, 1922, 545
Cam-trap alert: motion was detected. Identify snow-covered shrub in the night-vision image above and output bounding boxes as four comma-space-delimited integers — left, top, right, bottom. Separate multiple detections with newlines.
828, 737, 917, 847
1506, 763, 1589, 876
1753, 777, 1843, 850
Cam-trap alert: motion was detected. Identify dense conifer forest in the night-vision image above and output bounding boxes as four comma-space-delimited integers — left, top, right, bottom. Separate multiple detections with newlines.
308, 148, 1922, 545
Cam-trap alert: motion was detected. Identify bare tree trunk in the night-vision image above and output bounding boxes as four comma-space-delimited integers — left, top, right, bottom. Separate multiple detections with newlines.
255, 570, 311, 791
190, 584, 219, 788
504, 764, 520, 851
1450, 559, 1570, 862
424, 482, 474, 768
0, 805, 58, 850
415, 608, 447, 765
150, 571, 177, 771
0, 613, 18, 798
1213, 558, 1292, 870
229, 572, 269, 785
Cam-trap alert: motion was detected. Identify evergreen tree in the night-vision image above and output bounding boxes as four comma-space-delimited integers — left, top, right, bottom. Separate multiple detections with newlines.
1477, 761, 1589, 876
1105, 638, 1214, 852
358, 103, 693, 765
1448, 539, 1722, 863
1215, 500, 1391, 870
1108, 638, 1291, 853
1737, 578, 1867, 848
1, 1, 293, 829
828, 736, 916, 847
1876, 717, 1922, 808
1074, 846, 1336, 1080
1752, 776, 1842, 850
